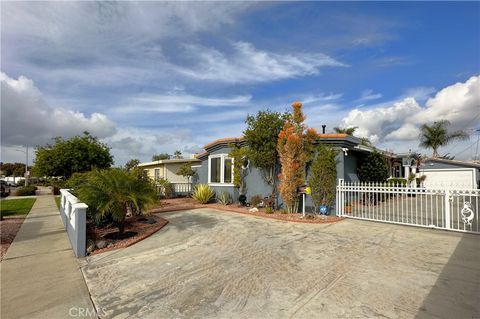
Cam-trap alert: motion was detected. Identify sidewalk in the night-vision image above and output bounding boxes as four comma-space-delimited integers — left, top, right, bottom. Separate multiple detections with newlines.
1, 196, 96, 319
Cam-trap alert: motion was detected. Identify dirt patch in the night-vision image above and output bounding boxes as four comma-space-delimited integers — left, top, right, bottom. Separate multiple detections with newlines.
87, 215, 169, 256
0, 217, 25, 261
149, 197, 343, 224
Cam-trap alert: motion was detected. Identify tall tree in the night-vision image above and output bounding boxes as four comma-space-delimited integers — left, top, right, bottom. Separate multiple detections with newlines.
333, 126, 358, 135
125, 159, 140, 171
244, 110, 288, 203
419, 120, 469, 157
77, 168, 157, 235
308, 144, 337, 213
277, 102, 318, 213
176, 163, 196, 184
173, 150, 183, 159
33, 132, 113, 178
152, 153, 170, 161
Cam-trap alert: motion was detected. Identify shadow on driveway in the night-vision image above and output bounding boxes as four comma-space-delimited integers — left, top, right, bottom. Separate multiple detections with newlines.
415, 233, 480, 319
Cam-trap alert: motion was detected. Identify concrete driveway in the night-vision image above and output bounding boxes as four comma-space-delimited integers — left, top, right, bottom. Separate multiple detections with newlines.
82, 209, 480, 319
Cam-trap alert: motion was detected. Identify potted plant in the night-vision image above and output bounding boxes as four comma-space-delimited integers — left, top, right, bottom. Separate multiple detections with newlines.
344, 200, 352, 214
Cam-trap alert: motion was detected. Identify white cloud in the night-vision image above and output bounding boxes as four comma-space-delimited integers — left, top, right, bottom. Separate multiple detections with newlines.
357, 89, 382, 102
114, 94, 251, 114
102, 127, 199, 165
0, 73, 117, 147
172, 41, 346, 84
341, 75, 480, 150
342, 97, 421, 143
1, 2, 254, 89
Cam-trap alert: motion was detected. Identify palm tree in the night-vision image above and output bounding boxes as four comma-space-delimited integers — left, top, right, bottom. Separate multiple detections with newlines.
77, 168, 157, 235
419, 120, 469, 157
333, 126, 358, 135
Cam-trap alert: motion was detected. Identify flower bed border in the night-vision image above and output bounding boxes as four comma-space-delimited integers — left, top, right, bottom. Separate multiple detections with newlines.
88, 216, 169, 256
149, 199, 344, 224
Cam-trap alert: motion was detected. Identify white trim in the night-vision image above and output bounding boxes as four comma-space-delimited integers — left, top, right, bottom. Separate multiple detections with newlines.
208, 154, 234, 185
191, 165, 202, 168
209, 183, 235, 187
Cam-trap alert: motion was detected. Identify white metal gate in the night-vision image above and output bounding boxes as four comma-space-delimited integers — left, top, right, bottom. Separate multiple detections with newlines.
336, 179, 479, 234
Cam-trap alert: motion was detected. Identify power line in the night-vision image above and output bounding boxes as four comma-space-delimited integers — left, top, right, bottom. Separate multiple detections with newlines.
452, 138, 479, 158
442, 113, 480, 154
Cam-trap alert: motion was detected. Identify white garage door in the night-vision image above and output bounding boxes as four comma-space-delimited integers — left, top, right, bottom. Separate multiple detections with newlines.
421, 169, 475, 189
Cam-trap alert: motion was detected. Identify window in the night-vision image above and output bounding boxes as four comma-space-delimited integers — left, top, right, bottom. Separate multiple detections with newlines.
154, 169, 160, 180
208, 154, 234, 185
224, 158, 232, 183
210, 157, 221, 183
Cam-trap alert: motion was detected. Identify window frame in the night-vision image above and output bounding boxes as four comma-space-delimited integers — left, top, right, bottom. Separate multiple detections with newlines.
208, 154, 234, 186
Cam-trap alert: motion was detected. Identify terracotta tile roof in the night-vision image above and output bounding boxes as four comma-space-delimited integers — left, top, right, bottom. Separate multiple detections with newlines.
203, 137, 244, 149
318, 133, 348, 138
195, 151, 209, 159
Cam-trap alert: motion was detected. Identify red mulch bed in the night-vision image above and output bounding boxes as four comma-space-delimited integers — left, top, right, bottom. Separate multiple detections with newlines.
150, 198, 344, 224
1, 217, 25, 261
87, 215, 169, 256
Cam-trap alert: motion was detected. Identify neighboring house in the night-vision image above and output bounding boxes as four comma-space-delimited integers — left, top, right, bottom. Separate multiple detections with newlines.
418, 158, 480, 189
139, 158, 200, 184
193, 134, 375, 213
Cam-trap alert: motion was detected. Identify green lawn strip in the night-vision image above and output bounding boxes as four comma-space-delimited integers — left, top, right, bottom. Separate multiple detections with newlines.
54, 196, 61, 210
1, 198, 36, 218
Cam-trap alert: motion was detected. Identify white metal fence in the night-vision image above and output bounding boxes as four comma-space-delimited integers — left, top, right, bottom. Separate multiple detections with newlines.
336, 179, 479, 234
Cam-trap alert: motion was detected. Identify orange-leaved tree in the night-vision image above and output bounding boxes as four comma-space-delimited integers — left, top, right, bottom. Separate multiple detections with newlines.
277, 101, 318, 213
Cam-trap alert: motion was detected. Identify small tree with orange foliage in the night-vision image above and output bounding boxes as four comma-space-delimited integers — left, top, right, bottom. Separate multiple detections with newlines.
277, 102, 318, 213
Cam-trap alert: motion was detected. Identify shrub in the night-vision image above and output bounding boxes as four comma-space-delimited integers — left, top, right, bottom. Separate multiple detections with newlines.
157, 178, 174, 199
77, 168, 157, 234
217, 191, 232, 205
358, 151, 389, 182
16, 185, 36, 196
250, 194, 263, 207
265, 206, 273, 214
192, 184, 215, 204
387, 178, 407, 186
308, 144, 337, 210
16, 179, 25, 187
65, 172, 91, 190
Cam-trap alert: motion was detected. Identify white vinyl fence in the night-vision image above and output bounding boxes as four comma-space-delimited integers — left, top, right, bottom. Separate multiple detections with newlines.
59, 189, 88, 257
336, 179, 479, 234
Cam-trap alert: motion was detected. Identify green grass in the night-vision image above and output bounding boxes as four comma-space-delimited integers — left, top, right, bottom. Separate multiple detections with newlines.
55, 196, 61, 209
1, 198, 36, 218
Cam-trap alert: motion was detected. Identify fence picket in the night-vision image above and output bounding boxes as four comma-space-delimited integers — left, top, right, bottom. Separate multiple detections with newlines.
337, 181, 478, 234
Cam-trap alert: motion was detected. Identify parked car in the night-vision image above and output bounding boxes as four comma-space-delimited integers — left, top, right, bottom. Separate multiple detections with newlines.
1, 180, 11, 197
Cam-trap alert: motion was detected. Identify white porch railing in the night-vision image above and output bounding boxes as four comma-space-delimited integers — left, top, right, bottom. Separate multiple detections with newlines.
172, 182, 192, 194
336, 179, 479, 234
59, 189, 88, 257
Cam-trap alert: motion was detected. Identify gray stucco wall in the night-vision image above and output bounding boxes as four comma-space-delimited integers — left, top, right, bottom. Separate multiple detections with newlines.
194, 145, 366, 215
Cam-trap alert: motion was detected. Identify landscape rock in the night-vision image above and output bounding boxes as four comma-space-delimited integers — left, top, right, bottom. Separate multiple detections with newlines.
86, 239, 95, 253
95, 239, 107, 249
249, 207, 259, 213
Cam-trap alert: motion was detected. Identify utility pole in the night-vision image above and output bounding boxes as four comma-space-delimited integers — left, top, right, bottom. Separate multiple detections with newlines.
15, 146, 29, 186
25, 146, 29, 186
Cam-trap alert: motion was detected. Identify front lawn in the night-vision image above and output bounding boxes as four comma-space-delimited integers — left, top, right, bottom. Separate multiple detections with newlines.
1, 198, 36, 218
54, 196, 61, 209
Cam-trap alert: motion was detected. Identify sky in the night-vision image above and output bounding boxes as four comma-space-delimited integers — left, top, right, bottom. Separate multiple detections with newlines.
1, 1, 479, 166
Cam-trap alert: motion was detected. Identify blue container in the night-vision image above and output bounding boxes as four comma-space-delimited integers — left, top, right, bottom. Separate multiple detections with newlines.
320, 205, 329, 215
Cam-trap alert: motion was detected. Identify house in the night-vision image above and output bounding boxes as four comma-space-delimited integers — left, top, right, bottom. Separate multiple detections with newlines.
193, 133, 374, 213
382, 152, 480, 189
417, 158, 480, 189
139, 158, 200, 184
